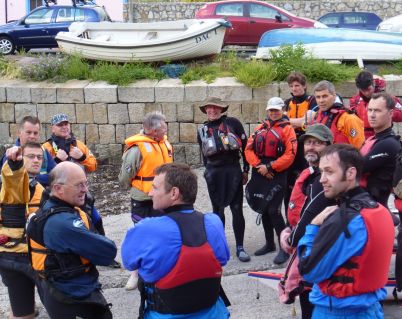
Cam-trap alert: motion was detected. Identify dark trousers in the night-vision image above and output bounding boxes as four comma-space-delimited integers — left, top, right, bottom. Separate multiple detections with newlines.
261, 188, 286, 246
212, 181, 245, 248
299, 290, 314, 319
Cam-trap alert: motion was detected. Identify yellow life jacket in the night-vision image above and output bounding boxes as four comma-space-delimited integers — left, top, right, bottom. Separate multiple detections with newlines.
124, 134, 173, 194
0, 162, 44, 253
27, 206, 93, 279
287, 96, 314, 119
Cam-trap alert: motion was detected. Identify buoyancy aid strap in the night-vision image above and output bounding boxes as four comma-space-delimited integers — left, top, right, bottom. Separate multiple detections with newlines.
0, 204, 27, 227
134, 176, 154, 181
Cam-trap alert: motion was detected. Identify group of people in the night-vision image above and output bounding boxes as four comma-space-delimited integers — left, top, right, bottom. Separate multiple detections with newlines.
0, 69, 400, 319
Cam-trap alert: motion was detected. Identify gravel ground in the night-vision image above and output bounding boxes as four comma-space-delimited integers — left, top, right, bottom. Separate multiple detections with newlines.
0, 165, 401, 318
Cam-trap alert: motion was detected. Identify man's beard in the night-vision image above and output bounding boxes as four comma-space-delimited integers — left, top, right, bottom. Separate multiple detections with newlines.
305, 153, 319, 165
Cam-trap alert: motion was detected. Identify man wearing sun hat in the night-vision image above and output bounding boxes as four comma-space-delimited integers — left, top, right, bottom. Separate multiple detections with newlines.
42, 113, 97, 173
197, 97, 251, 262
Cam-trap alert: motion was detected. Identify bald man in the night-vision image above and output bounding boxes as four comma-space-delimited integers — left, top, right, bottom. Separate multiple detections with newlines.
27, 162, 117, 319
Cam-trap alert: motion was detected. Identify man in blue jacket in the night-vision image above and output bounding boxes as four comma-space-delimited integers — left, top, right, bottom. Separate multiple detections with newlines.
122, 163, 231, 319
27, 162, 117, 319
1, 116, 56, 187
297, 144, 394, 318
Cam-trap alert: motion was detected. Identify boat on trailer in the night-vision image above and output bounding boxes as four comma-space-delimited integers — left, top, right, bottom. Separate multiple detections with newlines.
255, 27, 402, 61
55, 19, 230, 62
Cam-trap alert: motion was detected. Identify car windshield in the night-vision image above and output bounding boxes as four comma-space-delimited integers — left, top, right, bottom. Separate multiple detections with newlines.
25, 8, 54, 24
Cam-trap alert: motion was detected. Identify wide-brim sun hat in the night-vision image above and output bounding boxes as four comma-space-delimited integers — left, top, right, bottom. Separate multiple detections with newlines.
266, 97, 285, 111
199, 97, 229, 114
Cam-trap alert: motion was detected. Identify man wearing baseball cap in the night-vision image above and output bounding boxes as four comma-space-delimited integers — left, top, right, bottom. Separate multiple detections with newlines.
280, 123, 335, 318
349, 70, 402, 139
197, 97, 251, 262
43, 113, 97, 173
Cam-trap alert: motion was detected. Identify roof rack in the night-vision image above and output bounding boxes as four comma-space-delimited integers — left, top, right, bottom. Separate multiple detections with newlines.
72, 0, 96, 7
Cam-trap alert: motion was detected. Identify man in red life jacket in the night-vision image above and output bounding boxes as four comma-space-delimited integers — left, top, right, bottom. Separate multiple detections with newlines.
312, 81, 364, 149
121, 163, 230, 319
350, 70, 402, 139
298, 144, 394, 319
360, 92, 401, 210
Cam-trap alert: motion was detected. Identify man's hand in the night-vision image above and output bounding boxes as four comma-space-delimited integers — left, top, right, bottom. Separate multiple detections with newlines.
311, 205, 338, 226
256, 164, 274, 179
56, 149, 68, 161
6, 146, 22, 161
69, 147, 84, 160
242, 172, 248, 185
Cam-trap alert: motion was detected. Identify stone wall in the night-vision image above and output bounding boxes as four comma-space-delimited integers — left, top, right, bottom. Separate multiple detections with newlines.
1, 77, 402, 165
125, 1, 402, 23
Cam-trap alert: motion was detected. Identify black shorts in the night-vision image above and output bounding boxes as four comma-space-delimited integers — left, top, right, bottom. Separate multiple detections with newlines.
0, 256, 36, 317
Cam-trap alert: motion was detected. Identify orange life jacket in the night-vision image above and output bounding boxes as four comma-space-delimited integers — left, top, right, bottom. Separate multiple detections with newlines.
124, 134, 173, 194
318, 204, 394, 297
252, 122, 286, 160
314, 107, 349, 144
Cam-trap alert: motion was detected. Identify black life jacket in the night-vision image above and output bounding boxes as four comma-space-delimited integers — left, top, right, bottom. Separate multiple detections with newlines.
139, 210, 223, 315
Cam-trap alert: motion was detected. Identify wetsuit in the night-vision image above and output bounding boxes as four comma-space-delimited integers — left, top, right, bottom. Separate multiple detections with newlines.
197, 115, 249, 248
360, 126, 401, 207
121, 204, 230, 319
298, 188, 394, 318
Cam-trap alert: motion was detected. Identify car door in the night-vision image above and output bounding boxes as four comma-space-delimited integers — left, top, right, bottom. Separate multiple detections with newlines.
247, 3, 292, 45
9, 7, 56, 48
214, 2, 248, 45
45, 7, 76, 46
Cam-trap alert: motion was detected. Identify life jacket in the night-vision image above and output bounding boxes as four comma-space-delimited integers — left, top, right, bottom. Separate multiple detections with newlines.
27, 206, 94, 280
252, 121, 286, 160
140, 211, 222, 315
124, 134, 173, 194
286, 95, 315, 119
0, 179, 43, 254
318, 202, 394, 298
287, 166, 315, 227
314, 105, 349, 144
198, 119, 242, 157
359, 136, 377, 188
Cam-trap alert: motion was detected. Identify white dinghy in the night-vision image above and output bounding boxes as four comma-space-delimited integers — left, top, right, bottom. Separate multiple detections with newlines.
55, 19, 230, 62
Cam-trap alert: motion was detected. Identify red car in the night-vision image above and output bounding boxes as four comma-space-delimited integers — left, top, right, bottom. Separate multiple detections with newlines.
195, 0, 325, 46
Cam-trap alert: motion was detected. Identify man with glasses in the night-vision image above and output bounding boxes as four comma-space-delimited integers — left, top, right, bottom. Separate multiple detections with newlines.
1, 116, 56, 187
42, 114, 97, 173
280, 124, 334, 318
0, 142, 45, 319
27, 161, 117, 319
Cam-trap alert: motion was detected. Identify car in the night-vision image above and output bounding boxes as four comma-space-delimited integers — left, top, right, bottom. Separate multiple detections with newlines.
0, 2, 111, 55
195, 0, 325, 46
377, 14, 402, 33
317, 11, 382, 30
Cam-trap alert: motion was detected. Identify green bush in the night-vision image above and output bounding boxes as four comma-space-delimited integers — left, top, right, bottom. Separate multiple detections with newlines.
180, 63, 220, 84
269, 44, 307, 81
233, 60, 276, 88
61, 55, 91, 80
19, 54, 65, 81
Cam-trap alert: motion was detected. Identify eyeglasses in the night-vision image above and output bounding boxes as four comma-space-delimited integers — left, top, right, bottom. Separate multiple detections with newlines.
24, 154, 44, 160
58, 181, 89, 190
304, 139, 326, 146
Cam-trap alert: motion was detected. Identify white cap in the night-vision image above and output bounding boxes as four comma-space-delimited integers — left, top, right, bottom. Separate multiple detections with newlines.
266, 97, 285, 111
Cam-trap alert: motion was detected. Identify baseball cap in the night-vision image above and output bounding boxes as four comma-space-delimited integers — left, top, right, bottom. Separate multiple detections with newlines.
51, 113, 69, 125
300, 124, 333, 144
266, 97, 285, 111
199, 97, 229, 114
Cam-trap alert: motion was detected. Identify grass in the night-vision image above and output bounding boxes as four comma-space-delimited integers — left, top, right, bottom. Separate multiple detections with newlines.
1, 46, 401, 87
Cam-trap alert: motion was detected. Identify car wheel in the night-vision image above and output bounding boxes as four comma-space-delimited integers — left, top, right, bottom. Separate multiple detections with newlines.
0, 36, 15, 55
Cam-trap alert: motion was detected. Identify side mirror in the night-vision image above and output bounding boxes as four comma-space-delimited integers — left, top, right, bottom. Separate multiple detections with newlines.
275, 15, 282, 23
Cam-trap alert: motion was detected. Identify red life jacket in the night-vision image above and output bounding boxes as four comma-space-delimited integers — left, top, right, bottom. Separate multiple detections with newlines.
359, 136, 377, 188
314, 107, 349, 144
142, 210, 223, 314
287, 166, 315, 227
318, 204, 394, 298
253, 121, 287, 159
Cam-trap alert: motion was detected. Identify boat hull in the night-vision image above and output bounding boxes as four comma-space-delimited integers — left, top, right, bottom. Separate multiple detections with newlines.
56, 19, 229, 62
255, 28, 402, 61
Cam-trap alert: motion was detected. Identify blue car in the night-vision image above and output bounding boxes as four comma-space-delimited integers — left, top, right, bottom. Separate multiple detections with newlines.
318, 11, 382, 30
0, 3, 111, 55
